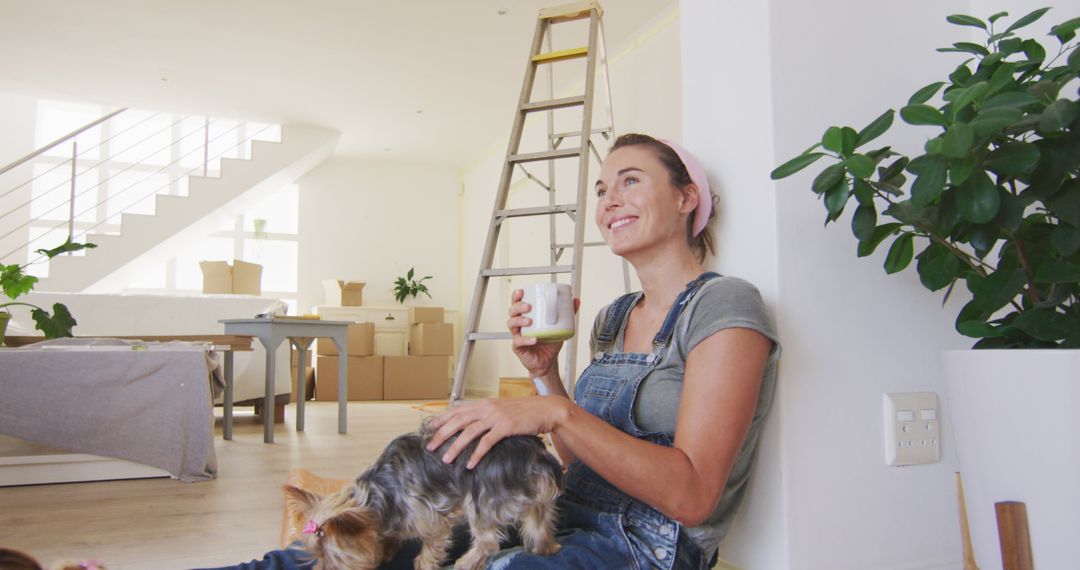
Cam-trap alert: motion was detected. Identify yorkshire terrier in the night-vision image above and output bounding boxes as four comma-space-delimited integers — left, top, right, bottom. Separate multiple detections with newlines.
284, 419, 563, 570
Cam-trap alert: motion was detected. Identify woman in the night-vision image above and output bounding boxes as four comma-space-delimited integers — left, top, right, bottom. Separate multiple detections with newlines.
201, 134, 778, 570
423, 133, 780, 569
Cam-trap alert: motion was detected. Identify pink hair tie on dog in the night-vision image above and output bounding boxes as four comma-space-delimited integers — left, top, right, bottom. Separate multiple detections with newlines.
657, 138, 712, 237
303, 519, 319, 535
79, 561, 105, 570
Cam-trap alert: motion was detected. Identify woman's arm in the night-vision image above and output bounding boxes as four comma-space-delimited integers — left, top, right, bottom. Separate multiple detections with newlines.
428, 326, 771, 526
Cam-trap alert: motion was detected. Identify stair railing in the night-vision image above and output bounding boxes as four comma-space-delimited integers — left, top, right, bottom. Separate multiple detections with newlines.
0, 105, 280, 271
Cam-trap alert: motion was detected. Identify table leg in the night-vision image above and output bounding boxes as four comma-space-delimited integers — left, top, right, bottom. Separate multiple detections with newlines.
224, 350, 234, 440
338, 349, 348, 434
296, 345, 308, 432
264, 344, 276, 443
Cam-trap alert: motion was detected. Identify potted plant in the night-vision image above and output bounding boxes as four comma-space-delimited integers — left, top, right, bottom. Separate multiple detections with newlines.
392, 267, 432, 304
771, 8, 1078, 567
0, 239, 97, 345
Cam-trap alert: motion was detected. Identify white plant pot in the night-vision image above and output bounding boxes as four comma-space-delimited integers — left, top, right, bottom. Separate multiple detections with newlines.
942, 349, 1080, 569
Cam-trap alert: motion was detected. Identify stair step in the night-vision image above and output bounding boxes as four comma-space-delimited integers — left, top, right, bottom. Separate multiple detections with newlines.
481, 265, 573, 277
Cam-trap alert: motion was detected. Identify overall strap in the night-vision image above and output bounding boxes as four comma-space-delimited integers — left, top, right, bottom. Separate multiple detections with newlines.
651, 271, 720, 350
594, 291, 641, 350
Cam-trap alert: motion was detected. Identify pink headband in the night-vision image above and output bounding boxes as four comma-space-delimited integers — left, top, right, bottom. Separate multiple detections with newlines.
657, 138, 713, 236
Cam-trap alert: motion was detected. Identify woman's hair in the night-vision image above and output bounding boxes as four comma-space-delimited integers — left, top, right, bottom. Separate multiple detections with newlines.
609, 133, 716, 262
0, 548, 44, 570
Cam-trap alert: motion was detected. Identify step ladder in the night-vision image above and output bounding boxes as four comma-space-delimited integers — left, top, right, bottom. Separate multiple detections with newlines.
449, 0, 616, 403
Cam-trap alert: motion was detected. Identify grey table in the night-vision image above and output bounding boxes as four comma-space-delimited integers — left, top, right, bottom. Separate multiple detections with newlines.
219, 318, 352, 443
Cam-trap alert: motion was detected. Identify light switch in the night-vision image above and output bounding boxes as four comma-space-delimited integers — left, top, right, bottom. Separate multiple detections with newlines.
884, 392, 941, 466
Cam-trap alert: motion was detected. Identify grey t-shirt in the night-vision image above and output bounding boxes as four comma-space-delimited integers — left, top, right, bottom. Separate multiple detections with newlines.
587, 275, 781, 557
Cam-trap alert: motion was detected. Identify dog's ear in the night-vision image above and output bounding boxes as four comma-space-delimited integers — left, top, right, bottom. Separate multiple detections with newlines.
283, 484, 321, 513
322, 508, 383, 565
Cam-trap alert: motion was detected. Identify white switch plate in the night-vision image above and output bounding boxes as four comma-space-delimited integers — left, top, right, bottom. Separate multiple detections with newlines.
884, 392, 941, 466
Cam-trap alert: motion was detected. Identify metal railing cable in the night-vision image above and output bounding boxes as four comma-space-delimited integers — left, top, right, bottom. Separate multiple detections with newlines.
0, 111, 165, 204
0, 108, 127, 178
0, 114, 191, 223
0, 116, 218, 242
6, 122, 272, 265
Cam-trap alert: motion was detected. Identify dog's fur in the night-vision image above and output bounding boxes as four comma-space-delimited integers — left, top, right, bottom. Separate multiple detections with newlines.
284, 419, 563, 570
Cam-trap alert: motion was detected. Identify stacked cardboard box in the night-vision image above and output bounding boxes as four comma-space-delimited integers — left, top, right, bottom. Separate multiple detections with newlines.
199, 259, 263, 295
290, 347, 315, 401
322, 280, 365, 306
315, 322, 381, 401
379, 307, 450, 400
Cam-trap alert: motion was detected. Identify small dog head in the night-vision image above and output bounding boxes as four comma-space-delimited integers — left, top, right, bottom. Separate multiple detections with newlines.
283, 485, 384, 570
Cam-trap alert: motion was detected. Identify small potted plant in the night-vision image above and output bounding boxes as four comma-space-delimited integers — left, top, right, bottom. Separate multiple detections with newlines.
0, 239, 97, 345
392, 267, 432, 304
770, 8, 1078, 566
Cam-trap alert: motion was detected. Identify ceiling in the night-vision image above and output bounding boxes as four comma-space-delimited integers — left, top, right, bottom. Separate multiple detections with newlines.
0, 1, 677, 168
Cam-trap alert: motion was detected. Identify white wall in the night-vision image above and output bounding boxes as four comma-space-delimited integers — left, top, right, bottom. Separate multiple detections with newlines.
457, 5, 682, 396
0, 92, 40, 266
297, 157, 461, 313
683, 0, 1055, 568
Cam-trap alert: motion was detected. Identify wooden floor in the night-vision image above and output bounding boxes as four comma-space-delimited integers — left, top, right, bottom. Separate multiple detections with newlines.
0, 401, 435, 569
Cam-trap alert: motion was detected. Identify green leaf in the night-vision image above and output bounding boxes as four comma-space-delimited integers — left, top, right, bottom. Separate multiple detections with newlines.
844, 154, 875, 179
812, 163, 846, 194
949, 155, 978, 185
852, 204, 876, 241
856, 110, 894, 147
970, 107, 1024, 137
853, 178, 875, 205
1029, 80, 1061, 103
900, 104, 949, 127
822, 127, 845, 153
878, 156, 909, 183
1021, 39, 1047, 65
925, 136, 945, 155
1049, 189, 1080, 226
407, 267, 414, 280
944, 42, 990, 56
917, 243, 962, 291
982, 91, 1040, 110
985, 143, 1041, 176
33, 238, 97, 260
1004, 7, 1051, 35
909, 82, 946, 105
966, 269, 1027, 312
941, 123, 975, 158
950, 62, 973, 85
1014, 309, 1072, 341
1035, 261, 1080, 283
857, 223, 903, 257
1, 265, 37, 300
1039, 100, 1080, 133
1051, 224, 1080, 256
31, 303, 77, 339
1050, 16, 1080, 42
993, 190, 1023, 233
1070, 43, 1080, 70
824, 180, 851, 222
950, 81, 990, 116
957, 319, 1004, 338
946, 14, 987, 30
957, 172, 1000, 223
907, 154, 949, 207
884, 233, 915, 274
771, 152, 827, 180
840, 127, 858, 156
988, 11, 1009, 24
986, 62, 1018, 96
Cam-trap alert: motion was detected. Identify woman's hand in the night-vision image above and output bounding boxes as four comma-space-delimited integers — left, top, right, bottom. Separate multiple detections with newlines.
425, 396, 568, 469
509, 288, 580, 378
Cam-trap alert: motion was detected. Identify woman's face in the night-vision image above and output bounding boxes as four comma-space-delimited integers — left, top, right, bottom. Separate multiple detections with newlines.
594, 145, 696, 260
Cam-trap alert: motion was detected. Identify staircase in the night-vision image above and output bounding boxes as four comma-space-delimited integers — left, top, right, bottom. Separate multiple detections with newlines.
0, 110, 339, 293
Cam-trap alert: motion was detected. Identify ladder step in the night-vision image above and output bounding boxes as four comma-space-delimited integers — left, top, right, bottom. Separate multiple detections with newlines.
522, 95, 586, 113
554, 241, 607, 248
496, 204, 577, 220
551, 127, 613, 141
482, 265, 573, 277
509, 148, 581, 164
467, 332, 513, 341
532, 46, 589, 64
539, 1, 601, 22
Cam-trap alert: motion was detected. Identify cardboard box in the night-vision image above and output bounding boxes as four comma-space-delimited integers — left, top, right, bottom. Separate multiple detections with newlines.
323, 280, 366, 306
315, 355, 384, 401
290, 366, 316, 401
499, 377, 536, 398
409, 306, 444, 324
384, 356, 449, 400
316, 322, 375, 356
199, 259, 263, 295
409, 323, 453, 356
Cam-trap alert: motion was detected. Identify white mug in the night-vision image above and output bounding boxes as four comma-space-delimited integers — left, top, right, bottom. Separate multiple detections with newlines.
521, 282, 575, 342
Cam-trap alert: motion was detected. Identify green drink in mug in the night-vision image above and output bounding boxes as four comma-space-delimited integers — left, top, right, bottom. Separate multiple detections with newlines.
521, 282, 575, 342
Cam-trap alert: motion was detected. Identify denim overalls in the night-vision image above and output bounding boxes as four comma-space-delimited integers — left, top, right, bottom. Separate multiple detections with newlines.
486, 272, 719, 570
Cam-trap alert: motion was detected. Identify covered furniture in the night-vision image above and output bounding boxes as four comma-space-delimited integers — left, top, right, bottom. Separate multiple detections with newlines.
0, 339, 219, 483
